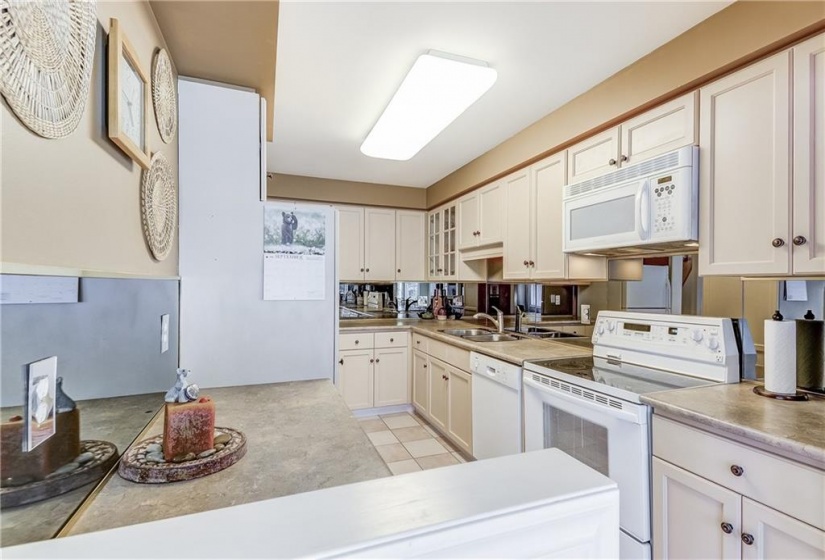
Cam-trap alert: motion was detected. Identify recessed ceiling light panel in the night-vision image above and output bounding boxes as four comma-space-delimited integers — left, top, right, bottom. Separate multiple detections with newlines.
360, 50, 497, 161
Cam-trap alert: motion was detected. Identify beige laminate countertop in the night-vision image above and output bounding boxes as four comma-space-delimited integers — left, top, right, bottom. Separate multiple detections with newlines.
641, 382, 825, 469
340, 318, 592, 365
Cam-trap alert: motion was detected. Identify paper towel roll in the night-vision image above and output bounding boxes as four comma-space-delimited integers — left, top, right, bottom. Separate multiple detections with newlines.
764, 319, 797, 395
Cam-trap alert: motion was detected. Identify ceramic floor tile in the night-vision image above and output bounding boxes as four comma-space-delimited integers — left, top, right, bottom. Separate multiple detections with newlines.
416, 453, 459, 470
452, 452, 467, 463
387, 459, 422, 475
435, 437, 457, 452
381, 414, 420, 430
402, 438, 448, 458
419, 423, 440, 437
367, 430, 399, 446
375, 443, 412, 463
391, 426, 431, 443
359, 418, 391, 434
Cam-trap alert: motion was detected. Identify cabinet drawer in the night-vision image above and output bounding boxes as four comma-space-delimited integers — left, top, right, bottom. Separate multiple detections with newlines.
427, 338, 450, 364
339, 333, 374, 351
412, 334, 429, 354
653, 416, 825, 530
375, 331, 408, 349
447, 345, 470, 373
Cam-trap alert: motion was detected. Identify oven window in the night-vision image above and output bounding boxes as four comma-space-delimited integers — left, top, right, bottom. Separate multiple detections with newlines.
570, 195, 635, 240
543, 403, 609, 476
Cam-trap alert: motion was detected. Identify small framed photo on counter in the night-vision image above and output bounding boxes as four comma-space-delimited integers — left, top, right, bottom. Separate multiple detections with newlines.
24, 356, 57, 451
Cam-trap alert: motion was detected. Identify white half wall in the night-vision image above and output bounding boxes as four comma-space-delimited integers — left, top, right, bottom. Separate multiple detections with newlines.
178, 79, 337, 389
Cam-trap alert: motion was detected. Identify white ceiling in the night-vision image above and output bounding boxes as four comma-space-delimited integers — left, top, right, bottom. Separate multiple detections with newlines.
267, 1, 731, 189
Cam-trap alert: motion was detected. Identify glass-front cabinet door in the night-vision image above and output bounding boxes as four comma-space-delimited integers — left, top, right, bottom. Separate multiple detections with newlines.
442, 204, 457, 279
428, 209, 441, 279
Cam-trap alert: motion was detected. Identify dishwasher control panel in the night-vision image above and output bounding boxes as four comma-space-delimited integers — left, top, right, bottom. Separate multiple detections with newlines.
470, 352, 523, 391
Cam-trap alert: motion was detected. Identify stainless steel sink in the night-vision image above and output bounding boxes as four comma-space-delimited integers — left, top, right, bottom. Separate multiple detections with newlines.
462, 333, 522, 343
440, 328, 493, 337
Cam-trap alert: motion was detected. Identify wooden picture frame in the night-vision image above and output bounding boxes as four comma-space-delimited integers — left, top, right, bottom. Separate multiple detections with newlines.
107, 18, 151, 169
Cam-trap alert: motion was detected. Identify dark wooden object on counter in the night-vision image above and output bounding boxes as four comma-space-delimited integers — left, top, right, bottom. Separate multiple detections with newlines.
1, 410, 81, 483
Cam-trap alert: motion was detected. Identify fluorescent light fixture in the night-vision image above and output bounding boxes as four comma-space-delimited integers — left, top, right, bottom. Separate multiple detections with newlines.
361, 50, 497, 161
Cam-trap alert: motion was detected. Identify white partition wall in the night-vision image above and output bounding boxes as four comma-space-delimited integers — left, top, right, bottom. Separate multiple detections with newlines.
178, 79, 337, 388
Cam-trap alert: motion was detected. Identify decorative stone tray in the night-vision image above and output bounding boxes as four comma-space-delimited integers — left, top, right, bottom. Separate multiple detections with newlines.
118, 427, 246, 484
1, 440, 118, 508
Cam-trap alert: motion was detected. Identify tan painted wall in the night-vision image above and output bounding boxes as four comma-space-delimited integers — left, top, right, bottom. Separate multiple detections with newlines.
427, 1, 825, 207
268, 173, 427, 210
1, 1, 178, 277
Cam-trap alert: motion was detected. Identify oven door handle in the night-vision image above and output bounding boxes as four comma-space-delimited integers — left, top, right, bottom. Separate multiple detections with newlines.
523, 376, 645, 424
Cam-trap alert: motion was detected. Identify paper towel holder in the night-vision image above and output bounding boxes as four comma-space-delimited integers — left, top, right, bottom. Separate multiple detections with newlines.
753, 385, 808, 401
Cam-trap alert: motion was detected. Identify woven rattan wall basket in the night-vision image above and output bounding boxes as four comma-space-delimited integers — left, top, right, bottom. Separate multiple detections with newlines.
141, 152, 177, 261
151, 48, 177, 144
0, 0, 98, 138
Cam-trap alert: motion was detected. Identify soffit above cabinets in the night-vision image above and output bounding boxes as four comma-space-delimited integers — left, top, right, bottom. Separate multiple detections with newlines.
148, 0, 279, 140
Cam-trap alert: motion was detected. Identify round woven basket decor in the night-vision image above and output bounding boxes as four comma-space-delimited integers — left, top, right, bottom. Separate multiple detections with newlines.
141, 152, 177, 261
151, 48, 177, 143
0, 0, 97, 138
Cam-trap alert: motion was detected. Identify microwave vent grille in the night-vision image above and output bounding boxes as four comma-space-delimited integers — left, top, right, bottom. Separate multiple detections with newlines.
565, 150, 681, 198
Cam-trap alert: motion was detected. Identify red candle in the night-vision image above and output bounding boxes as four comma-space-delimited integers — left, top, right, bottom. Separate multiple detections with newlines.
163, 397, 215, 460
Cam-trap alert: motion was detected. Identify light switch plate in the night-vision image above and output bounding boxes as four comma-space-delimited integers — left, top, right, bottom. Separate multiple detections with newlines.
161, 314, 170, 353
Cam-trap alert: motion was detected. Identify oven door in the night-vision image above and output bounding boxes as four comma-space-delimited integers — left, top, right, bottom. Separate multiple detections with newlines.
563, 178, 651, 253
523, 372, 651, 545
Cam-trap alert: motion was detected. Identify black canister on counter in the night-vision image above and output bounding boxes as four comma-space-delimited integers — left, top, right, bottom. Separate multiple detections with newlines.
796, 310, 825, 393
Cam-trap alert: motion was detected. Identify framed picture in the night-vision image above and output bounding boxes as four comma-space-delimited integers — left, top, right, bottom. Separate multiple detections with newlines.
107, 18, 151, 169
24, 357, 58, 451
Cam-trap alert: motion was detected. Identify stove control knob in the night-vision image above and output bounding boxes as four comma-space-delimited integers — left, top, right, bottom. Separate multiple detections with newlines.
597, 323, 605, 335
691, 329, 704, 342
707, 336, 719, 351
607, 320, 616, 332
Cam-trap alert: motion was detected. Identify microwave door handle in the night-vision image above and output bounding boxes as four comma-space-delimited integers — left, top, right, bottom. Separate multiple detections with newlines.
635, 180, 651, 240
523, 376, 642, 424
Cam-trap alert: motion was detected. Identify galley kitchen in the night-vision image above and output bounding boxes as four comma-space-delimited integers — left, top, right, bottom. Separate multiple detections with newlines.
1, 1, 823, 558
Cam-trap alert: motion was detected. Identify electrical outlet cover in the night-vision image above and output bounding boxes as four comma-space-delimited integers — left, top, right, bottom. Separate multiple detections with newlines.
161, 314, 170, 353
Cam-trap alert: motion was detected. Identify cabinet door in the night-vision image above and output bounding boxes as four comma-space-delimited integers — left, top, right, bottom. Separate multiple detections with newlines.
653, 457, 741, 560
447, 367, 472, 454
567, 127, 621, 184
741, 497, 825, 560
442, 205, 458, 279
337, 206, 365, 281
337, 349, 374, 410
364, 208, 396, 282
503, 164, 532, 280
792, 33, 825, 275
428, 210, 441, 279
373, 347, 409, 408
699, 51, 791, 276
412, 350, 429, 415
395, 210, 426, 281
428, 359, 449, 431
620, 91, 698, 165
458, 192, 480, 250
531, 152, 567, 279
478, 179, 505, 246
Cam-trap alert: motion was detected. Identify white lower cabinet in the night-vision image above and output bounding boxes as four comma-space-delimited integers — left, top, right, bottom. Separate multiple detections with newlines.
652, 416, 825, 559
413, 334, 472, 455
336, 331, 409, 410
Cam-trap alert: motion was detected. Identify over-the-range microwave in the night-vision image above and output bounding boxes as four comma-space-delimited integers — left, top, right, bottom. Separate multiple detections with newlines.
562, 145, 699, 257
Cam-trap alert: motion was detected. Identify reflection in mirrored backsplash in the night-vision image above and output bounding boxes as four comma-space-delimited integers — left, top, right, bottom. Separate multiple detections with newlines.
0, 276, 179, 547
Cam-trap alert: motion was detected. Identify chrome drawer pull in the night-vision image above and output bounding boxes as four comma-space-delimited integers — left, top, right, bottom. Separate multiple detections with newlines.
730, 465, 744, 477
721, 523, 733, 534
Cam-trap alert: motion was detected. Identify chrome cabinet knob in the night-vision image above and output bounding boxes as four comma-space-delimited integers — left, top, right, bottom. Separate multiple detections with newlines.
397, 268, 401, 273
772, 238, 785, 248
375, 358, 380, 363
423, 364, 427, 368
741, 533, 754, 546
523, 260, 529, 266
529, 260, 535, 266
338, 359, 343, 365
370, 358, 374, 363
360, 267, 365, 272
620, 154, 628, 162
354, 340, 359, 345
730, 464, 744, 477
609, 158, 617, 166
793, 236, 807, 246
721, 522, 733, 534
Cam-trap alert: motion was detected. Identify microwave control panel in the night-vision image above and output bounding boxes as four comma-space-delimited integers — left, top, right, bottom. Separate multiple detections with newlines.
649, 167, 693, 240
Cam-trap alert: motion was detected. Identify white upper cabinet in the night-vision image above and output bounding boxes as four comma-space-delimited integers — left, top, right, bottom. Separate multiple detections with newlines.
395, 210, 426, 281
792, 33, 825, 275
364, 208, 397, 282
428, 203, 458, 280
338, 206, 365, 281
567, 92, 698, 184
698, 51, 792, 276
503, 152, 606, 281
458, 181, 504, 250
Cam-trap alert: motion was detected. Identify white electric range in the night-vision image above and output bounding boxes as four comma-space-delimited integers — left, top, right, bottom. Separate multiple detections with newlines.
523, 311, 744, 559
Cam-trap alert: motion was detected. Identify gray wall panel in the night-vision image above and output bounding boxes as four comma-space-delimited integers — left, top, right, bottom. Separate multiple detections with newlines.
1, 277, 179, 407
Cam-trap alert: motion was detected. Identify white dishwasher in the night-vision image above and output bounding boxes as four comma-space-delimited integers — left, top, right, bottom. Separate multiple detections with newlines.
470, 352, 523, 460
